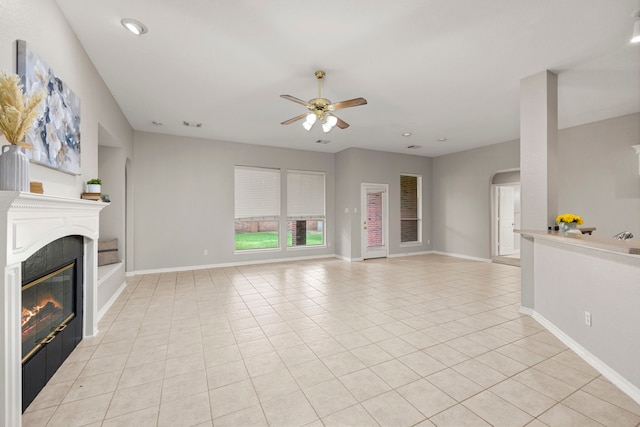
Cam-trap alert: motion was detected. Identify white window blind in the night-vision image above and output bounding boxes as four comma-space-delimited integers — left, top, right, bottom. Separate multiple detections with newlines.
235, 166, 280, 219
287, 171, 325, 219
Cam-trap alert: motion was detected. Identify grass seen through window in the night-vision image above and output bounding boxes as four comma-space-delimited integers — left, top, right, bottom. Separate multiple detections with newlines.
235, 232, 323, 250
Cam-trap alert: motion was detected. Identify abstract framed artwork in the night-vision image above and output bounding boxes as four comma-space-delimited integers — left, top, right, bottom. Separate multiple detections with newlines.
16, 40, 81, 175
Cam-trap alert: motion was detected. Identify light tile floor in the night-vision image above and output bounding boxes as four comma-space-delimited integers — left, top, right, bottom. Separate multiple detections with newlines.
23, 254, 640, 427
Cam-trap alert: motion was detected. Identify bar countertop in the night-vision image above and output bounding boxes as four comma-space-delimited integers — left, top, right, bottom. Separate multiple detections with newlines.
517, 229, 640, 256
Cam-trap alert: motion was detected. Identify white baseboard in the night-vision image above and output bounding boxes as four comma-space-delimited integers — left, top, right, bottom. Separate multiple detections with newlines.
519, 306, 534, 316
129, 251, 494, 275
532, 311, 640, 405
334, 254, 363, 262
97, 281, 127, 321
388, 250, 433, 258
432, 250, 491, 263
130, 254, 338, 276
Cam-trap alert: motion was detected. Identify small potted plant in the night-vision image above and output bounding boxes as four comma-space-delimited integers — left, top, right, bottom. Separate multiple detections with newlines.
86, 178, 102, 193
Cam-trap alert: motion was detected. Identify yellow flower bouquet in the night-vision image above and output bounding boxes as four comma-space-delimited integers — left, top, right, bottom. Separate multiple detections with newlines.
555, 213, 583, 225
0, 71, 44, 149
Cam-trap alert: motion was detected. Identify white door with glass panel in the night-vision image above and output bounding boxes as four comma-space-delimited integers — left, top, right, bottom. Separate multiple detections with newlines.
498, 185, 515, 255
361, 184, 388, 259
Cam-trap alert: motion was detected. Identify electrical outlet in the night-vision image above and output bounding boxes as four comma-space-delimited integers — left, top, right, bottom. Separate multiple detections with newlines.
427, 239, 430, 245
203, 249, 208, 256
584, 311, 592, 327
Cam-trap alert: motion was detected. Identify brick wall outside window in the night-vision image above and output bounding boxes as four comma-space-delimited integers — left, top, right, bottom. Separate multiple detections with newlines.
367, 192, 383, 247
400, 175, 420, 243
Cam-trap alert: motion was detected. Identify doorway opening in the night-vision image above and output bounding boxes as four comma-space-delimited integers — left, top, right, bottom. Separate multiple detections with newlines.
491, 170, 521, 266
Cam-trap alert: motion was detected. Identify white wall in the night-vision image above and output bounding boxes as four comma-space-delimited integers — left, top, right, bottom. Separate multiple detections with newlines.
0, 0, 133, 198
132, 132, 335, 272
335, 148, 433, 260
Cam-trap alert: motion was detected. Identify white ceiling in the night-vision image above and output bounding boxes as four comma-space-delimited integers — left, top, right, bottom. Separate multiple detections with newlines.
56, 0, 640, 157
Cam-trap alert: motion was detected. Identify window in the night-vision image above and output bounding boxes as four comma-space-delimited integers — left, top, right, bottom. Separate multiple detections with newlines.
287, 170, 325, 247
234, 166, 280, 250
400, 174, 421, 243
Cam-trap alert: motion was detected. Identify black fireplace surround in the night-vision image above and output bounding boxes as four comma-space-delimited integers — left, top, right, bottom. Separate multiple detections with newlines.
21, 235, 84, 412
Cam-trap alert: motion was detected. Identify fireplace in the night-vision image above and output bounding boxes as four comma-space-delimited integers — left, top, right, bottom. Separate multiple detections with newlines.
21, 235, 84, 411
0, 192, 106, 427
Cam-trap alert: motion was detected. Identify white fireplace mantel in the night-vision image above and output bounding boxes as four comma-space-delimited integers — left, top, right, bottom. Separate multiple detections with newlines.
0, 192, 107, 427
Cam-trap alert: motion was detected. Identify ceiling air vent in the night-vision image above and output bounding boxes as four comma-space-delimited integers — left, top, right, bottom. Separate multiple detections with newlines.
316, 139, 331, 144
407, 145, 421, 149
183, 121, 202, 128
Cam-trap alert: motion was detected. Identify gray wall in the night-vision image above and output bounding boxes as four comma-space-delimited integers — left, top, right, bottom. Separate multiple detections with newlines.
533, 238, 640, 391
133, 132, 336, 271
431, 112, 640, 261
557, 113, 640, 240
335, 148, 433, 260
432, 140, 520, 260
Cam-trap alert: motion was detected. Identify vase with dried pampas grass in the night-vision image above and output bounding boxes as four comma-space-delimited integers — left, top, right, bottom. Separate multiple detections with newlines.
0, 71, 44, 191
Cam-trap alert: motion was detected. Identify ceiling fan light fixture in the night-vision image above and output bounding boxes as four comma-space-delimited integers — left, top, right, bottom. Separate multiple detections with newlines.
121, 18, 148, 36
281, 70, 366, 132
321, 115, 338, 133
305, 113, 317, 125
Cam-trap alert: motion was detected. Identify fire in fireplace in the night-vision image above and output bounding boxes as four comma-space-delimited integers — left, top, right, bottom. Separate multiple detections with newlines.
22, 263, 75, 363
21, 235, 84, 412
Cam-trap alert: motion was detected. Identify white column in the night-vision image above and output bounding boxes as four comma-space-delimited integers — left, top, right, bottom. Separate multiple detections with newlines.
1, 263, 22, 427
520, 70, 558, 310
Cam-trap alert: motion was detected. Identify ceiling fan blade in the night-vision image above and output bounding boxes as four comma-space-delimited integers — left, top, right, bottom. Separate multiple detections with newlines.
280, 94, 311, 107
335, 116, 350, 129
329, 97, 367, 110
281, 113, 308, 125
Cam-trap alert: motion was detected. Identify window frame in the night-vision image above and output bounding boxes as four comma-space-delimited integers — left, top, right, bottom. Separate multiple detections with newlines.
234, 165, 282, 252
400, 174, 422, 246
286, 170, 326, 249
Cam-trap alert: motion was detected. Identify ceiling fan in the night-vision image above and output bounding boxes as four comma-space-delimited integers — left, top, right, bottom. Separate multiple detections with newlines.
280, 70, 367, 133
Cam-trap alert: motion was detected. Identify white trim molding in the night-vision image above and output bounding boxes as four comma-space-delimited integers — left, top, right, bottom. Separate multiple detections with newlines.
633, 145, 640, 175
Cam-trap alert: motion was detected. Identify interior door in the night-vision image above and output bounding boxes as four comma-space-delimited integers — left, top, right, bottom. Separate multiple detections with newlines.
498, 186, 515, 255
362, 184, 388, 259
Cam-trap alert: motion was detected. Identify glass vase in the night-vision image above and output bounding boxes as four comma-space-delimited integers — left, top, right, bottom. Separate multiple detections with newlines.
559, 221, 581, 235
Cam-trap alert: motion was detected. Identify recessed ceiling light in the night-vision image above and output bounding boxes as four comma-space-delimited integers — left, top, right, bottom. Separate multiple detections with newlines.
402, 132, 412, 137
151, 120, 163, 126
436, 137, 448, 142
183, 121, 202, 128
121, 18, 148, 36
